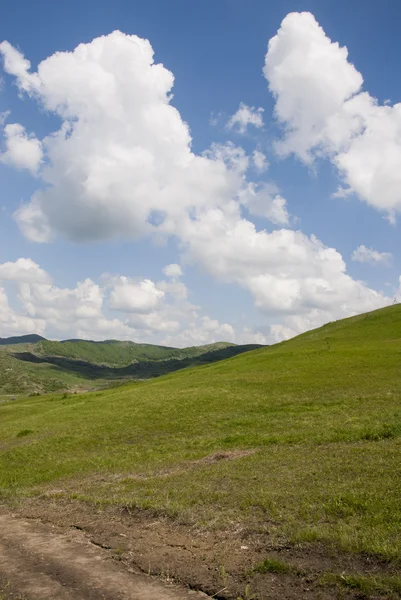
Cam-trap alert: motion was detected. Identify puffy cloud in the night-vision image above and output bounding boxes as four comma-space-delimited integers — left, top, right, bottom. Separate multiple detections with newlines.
109, 277, 165, 313
239, 182, 289, 224
162, 264, 183, 278
178, 207, 390, 339
159, 264, 188, 300
0, 287, 45, 337
0, 260, 48, 337
351, 245, 392, 266
264, 12, 401, 220
252, 150, 268, 172
18, 278, 104, 323
227, 103, 264, 134
0, 32, 243, 243
0, 258, 50, 283
264, 12, 362, 161
0, 257, 240, 345
1, 123, 43, 173
161, 316, 235, 347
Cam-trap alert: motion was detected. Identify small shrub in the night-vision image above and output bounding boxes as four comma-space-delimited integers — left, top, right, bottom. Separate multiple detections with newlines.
319, 572, 401, 596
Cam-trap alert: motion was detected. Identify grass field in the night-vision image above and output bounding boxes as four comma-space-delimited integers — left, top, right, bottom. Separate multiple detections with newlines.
1, 305, 401, 595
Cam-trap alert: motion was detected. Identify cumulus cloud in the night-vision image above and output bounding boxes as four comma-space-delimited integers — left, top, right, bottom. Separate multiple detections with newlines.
162, 264, 183, 279
0, 32, 244, 243
0, 258, 50, 283
109, 278, 165, 313
0, 257, 242, 345
1, 123, 43, 173
227, 103, 264, 134
178, 207, 391, 339
351, 245, 392, 266
264, 11, 401, 220
239, 182, 289, 224
161, 316, 235, 347
0, 287, 45, 337
158, 268, 188, 301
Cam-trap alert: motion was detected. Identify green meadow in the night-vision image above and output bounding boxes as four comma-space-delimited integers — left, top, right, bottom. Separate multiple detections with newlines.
1, 305, 400, 571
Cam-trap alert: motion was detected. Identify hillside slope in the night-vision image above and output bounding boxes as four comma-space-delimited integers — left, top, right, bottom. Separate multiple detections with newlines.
35, 339, 238, 366
1, 305, 401, 597
0, 337, 262, 394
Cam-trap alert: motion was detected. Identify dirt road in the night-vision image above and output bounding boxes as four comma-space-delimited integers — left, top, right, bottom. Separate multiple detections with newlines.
0, 513, 209, 599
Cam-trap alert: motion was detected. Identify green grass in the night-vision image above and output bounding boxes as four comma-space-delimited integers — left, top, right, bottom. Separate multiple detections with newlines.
0, 305, 401, 567
251, 558, 295, 575
320, 572, 401, 597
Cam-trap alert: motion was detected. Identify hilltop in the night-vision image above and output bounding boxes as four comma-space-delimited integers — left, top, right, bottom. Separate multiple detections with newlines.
1, 305, 401, 598
0, 334, 46, 346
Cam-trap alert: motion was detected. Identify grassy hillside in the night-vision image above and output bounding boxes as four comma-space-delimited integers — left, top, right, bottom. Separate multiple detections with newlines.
0, 338, 261, 394
0, 349, 88, 396
1, 305, 401, 595
36, 339, 237, 366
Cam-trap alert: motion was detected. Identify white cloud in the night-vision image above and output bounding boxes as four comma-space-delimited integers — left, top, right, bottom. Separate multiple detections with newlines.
252, 150, 269, 172
227, 103, 264, 134
0, 33, 244, 243
351, 245, 392, 266
239, 182, 289, 225
161, 316, 235, 347
0, 252, 393, 346
109, 277, 165, 313
0, 41, 38, 92
0, 287, 45, 337
162, 264, 183, 279
18, 278, 104, 323
205, 141, 249, 173
0, 258, 50, 283
264, 11, 401, 220
178, 207, 390, 340
1, 123, 43, 173
0, 257, 241, 346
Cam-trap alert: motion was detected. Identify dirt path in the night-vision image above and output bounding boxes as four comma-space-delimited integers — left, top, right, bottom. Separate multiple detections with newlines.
0, 513, 209, 600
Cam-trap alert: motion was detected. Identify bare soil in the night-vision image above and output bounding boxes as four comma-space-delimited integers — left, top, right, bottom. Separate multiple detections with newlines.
1, 499, 397, 599
0, 512, 208, 600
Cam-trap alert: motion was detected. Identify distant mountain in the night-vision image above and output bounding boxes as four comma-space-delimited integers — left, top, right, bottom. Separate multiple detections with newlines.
0, 334, 46, 346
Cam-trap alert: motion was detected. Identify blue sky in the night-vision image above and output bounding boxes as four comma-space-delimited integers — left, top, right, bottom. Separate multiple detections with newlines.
0, 0, 400, 345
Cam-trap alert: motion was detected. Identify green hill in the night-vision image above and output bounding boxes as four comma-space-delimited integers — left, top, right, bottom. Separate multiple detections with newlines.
0, 337, 262, 394
0, 334, 46, 346
36, 338, 238, 366
1, 305, 401, 597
